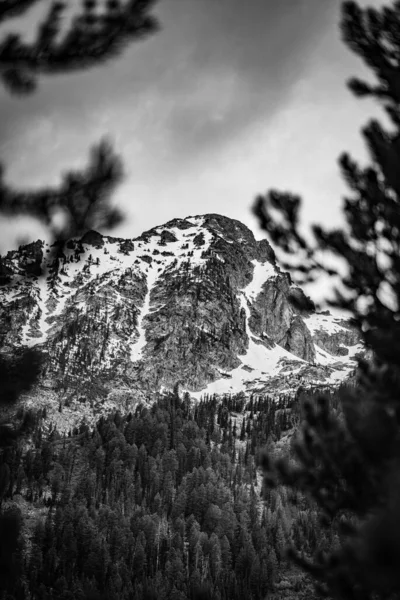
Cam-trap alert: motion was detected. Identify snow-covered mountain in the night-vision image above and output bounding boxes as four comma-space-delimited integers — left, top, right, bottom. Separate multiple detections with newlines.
0, 214, 362, 425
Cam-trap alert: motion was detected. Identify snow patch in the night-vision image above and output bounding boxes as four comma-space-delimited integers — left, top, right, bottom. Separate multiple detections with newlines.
130, 266, 158, 362
244, 259, 277, 303
305, 313, 350, 335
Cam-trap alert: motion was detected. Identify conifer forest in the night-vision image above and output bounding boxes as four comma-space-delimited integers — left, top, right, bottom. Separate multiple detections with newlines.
1, 389, 337, 600
2, 1, 400, 600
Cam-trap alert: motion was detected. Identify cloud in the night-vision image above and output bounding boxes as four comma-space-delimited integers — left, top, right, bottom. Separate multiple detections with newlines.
0, 0, 378, 253
0, 0, 335, 179
151, 0, 335, 156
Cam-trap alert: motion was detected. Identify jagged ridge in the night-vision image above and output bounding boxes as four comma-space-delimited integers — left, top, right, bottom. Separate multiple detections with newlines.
0, 214, 362, 419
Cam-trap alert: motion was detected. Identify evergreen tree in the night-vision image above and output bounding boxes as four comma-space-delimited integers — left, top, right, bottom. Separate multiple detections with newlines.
0, 3, 159, 597
255, 1, 400, 599
0, 0, 159, 424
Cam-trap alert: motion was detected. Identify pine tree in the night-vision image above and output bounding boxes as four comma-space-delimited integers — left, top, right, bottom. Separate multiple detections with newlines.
0, 4, 160, 597
0, 0, 160, 426
255, 1, 400, 599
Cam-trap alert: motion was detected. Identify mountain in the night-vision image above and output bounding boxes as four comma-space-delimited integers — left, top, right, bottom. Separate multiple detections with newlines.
0, 214, 362, 426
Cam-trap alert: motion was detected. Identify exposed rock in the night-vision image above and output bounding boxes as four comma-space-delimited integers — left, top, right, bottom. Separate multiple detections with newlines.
80, 230, 104, 248
257, 239, 276, 265
284, 316, 315, 363
0, 258, 13, 286
5, 240, 44, 278
160, 230, 178, 245
193, 233, 205, 247
163, 218, 194, 231
118, 239, 135, 254
246, 275, 315, 360
288, 287, 315, 315
249, 277, 291, 343
0, 213, 363, 416
140, 255, 153, 264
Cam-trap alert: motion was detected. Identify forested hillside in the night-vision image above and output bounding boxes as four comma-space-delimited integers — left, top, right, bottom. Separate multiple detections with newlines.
0, 387, 343, 600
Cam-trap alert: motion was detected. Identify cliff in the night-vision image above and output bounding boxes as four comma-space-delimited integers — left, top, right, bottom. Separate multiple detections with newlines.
0, 214, 363, 427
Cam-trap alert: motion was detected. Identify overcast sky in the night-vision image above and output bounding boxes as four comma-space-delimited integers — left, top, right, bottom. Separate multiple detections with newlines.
0, 0, 383, 253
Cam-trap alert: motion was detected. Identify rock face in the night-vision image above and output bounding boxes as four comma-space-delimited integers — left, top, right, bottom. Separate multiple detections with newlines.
304, 313, 361, 358
248, 275, 316, 361
0, 214, 363, 413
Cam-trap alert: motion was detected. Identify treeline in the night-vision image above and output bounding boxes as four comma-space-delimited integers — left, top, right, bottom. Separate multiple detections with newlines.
0, 388, 343, 600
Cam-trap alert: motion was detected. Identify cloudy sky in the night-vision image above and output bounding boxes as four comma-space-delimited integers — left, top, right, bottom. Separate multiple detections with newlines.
0, 0, 383, 252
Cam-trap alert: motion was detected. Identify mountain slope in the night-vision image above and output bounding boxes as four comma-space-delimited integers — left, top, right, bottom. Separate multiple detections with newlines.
0, 214, 362, 416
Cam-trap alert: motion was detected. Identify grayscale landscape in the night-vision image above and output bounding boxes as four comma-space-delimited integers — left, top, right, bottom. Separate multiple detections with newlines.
0, 2, 398, 600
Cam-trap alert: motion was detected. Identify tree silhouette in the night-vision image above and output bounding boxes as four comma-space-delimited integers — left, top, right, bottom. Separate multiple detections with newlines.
0, 0, 159, 418
0, 2, 159, 597
0, 0, 159, 240
255, 1, 400, 599
0, 0, 158, 95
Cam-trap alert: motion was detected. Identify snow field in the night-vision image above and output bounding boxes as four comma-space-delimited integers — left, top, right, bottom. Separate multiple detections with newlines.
7, 217, 215, 349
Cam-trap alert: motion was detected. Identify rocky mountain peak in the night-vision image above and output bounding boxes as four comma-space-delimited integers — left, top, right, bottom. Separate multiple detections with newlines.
0, 214, 362, 428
